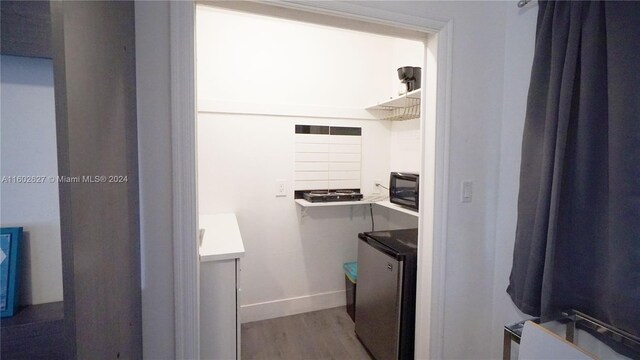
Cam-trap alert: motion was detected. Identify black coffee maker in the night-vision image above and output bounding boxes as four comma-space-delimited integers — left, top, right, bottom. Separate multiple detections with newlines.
397, 66, 422, 92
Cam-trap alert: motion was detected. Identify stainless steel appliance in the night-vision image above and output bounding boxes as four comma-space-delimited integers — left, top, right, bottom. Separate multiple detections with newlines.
389, 172, 419, 211
302, 190, 363, 203
355, 228, 418, 360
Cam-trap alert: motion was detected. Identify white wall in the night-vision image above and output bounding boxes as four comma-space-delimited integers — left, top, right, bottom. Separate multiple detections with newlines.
134, 2, 176, 359
197, 6, 421, 321
390, 118, 421, 173
490, 4, 538, 359
197, 6, 424, 109
0, 55, 63, 305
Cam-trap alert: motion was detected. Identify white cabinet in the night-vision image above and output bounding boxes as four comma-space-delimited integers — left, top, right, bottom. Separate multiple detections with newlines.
199, 214, 245, 360
200, 258, 241, 360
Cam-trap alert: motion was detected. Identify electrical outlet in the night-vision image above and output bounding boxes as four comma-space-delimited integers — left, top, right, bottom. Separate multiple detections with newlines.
373, 179, 383, 194
275, 180, 287, 197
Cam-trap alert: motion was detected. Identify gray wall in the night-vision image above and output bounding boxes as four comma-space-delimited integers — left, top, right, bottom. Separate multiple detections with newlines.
50, 1, 142, 358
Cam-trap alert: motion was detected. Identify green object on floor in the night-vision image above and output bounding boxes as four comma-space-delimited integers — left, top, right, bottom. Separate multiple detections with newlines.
343, 262, 357, 283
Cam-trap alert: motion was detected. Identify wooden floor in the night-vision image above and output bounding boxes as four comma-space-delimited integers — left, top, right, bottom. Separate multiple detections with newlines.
241, 307, 372, 360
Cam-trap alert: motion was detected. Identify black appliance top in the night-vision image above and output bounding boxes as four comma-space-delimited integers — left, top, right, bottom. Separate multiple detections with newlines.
302, 190, 363, 203
358, 228, 418, 259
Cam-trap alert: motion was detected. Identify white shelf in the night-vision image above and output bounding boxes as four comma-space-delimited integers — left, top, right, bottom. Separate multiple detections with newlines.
374, 200, 419, 217
367, 89, 421, 109
294, 197, 418, 218
366, 89, 421, 121
294, 198, 374, 207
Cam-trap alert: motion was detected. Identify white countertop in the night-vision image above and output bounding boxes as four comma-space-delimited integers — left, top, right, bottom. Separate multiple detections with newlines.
199, 213, 245, 262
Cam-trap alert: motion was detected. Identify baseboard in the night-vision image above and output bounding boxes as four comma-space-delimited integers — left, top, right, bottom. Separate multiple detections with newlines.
240, 290, 346, 324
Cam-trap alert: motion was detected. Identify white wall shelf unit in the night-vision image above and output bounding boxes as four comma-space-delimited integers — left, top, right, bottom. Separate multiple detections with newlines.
295, 198, 374, 207
375, 200, 419, 217
295, 198, 418, 218
366, 89, 421, 121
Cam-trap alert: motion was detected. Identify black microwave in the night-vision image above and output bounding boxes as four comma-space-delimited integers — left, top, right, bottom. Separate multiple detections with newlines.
389, 172, 419, 211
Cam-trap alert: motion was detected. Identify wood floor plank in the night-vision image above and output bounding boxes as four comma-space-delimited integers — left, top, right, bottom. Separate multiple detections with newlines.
241, 307, 372, 360
258, 318, 288, 359
302, 310, 351, 360
304, 307, 360, 359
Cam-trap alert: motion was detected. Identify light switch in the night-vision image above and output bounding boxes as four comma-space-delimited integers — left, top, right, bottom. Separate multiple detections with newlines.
461, 181, 473, 203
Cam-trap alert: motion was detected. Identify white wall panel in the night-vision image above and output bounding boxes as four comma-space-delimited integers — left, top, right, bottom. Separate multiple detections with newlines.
294, 180, 330, 190
295, 143, 329, 153
295, 134, 329, 144
295, 179, 363, 190
329, 171, 360, 180
295, 153, 329, 162
330, 135, 361, 144
329, 144, 361, 154
329, 180, 360, 189
329, 162, 361, 171
329, 153, 361, 162
295, 127, 361, 191
295, 171, 329, 181
295, 162, 329, 171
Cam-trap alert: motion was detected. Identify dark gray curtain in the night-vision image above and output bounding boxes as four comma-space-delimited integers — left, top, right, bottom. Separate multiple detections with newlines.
508, 0, 640, 340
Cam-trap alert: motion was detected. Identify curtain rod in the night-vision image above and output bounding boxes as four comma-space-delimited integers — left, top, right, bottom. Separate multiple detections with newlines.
517, 0, 532, 8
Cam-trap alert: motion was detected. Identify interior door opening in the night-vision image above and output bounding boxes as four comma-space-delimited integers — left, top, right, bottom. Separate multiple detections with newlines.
192, 2, 441, 359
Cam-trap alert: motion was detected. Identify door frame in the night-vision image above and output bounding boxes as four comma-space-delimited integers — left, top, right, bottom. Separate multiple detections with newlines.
169, 1, 453, 359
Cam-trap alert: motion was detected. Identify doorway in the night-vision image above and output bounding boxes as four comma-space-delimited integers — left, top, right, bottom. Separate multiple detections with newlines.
170, 2, 452, 359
